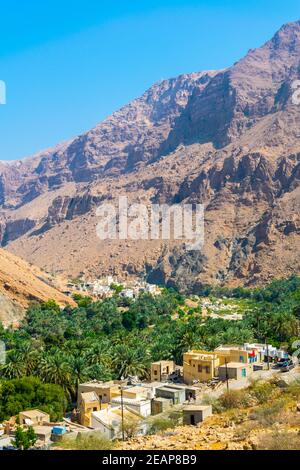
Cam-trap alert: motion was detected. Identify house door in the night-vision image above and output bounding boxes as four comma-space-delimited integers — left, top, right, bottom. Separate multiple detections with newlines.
242, 368, 246, 378
190, 415, 195, 425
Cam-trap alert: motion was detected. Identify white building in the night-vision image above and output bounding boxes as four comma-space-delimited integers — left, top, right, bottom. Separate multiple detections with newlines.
111, 397, 151, 417
120, 289, 135, 299
91, 406, 146, 440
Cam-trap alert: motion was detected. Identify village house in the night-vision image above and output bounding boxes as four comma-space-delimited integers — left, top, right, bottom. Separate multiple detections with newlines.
214, 345, 249, 365
155, 386, 186, 404
79, 391, 102, 427
183, 404, 212, 426
19, 409, 50, 427
122, 386, 149, 400
183, 351, 220, 384
140, 381, 167, 398
150, 360, 176, 382
91, 406, 146, 440
77, 380, 121, 405
111, 396, 152, 417
218, 362, 253, 381
151, 397, 173, 415
162, 383, 202, 401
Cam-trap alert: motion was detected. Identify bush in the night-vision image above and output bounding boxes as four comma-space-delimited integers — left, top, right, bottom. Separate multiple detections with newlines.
285, 381, 300, 399
58, 432, 115, 450
257, 431, 300, 450
148, 417, 177, 434
217, 390, 250, 411
12, 426, 37, 450
249, 380, 278, 404
249, 399, 285, 426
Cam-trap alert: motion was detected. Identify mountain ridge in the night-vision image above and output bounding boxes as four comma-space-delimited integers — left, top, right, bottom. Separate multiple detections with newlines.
0, 20, 300, 290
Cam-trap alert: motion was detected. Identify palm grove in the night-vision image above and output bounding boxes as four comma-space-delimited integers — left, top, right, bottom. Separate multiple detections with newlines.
0, 277, 299, 422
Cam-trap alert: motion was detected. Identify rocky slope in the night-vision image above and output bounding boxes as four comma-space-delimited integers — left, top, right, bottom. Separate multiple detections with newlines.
0, 21, 300, 288
0, 248, 75, 326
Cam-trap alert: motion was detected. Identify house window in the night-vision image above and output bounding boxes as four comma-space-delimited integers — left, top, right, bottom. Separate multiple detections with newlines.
93, 407, 98, 411
198, 365, 202, 373
154, 370, 157, 375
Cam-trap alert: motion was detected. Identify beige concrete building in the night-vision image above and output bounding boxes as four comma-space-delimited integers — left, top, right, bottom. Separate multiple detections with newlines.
218, 362, 253, 381
122, 386, 149, 400
79, 391, 102, 427
214, 345, 249, 365
183, 351, 220, 384
150, 360, 176, 382
19, 410, 50, 426
77, 380, 120, 405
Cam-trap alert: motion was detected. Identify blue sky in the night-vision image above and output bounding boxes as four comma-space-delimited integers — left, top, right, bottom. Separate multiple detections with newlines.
1, 0, 300, 161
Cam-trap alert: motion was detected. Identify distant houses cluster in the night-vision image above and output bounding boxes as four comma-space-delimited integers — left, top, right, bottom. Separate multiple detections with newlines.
64, 276, 161, 299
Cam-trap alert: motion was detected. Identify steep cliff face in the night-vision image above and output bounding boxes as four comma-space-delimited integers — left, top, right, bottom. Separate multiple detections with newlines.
1, 21, 300, 289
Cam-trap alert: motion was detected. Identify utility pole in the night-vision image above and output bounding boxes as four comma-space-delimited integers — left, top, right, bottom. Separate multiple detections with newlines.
265, 339, 270, 370
120, 387, 125, 442
225, 358, 229, 391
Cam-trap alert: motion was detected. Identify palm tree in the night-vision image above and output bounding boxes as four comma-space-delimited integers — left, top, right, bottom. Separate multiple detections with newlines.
271, 310, 299, 341
17, 341, 39, 375
67, 355, 92, 394
0, 350, 27, 379
37, 350, 72, 397
112, 344, 150, 380
86, 340, 112, 368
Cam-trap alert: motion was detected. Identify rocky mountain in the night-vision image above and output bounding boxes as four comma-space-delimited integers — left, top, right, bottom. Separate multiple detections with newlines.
0, 21, 300, 290
0, 248, 75, 326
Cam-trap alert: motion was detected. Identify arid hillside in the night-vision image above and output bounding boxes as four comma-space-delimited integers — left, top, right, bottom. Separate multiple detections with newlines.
0, 248, 75, 326
0, 21, 300, 289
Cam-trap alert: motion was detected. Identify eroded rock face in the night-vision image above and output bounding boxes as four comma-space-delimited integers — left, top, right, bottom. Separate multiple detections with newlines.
1, 21, 300, 288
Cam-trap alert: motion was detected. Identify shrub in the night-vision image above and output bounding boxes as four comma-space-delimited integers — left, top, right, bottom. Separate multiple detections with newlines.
285, 381, 300, 399
217, 390, 250, 411
12, 426, 37, 450
249, 399, 285, 426
257, 431, 300, 450
148, 417, 177, 434
249, 380, 278, 404
58, 432, 115, 450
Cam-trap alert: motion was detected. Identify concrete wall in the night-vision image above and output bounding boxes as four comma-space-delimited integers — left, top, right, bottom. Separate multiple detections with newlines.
183, 405, 212, 425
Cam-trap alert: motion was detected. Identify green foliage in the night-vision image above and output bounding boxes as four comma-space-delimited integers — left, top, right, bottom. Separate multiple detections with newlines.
58, 432, 115, 450
12, 426, 37, 450
0, 376, 66, 422
41, 300, 61, 314
148, 417, 177, 434
0, 276, 299, 422
110, 283, 124, 294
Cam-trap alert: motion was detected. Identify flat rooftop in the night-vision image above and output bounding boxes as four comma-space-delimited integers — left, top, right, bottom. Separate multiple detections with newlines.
183, 405, 212, 412
219, 362, 249, 369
